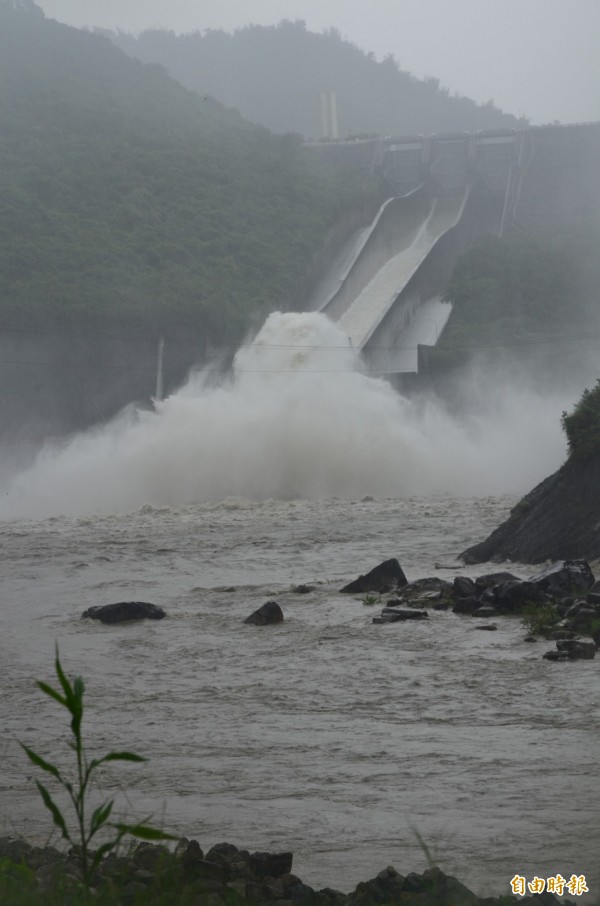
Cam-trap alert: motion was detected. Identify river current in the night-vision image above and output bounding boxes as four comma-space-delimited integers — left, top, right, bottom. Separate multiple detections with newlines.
1, 312, 597, 897
1, 495, 598, 897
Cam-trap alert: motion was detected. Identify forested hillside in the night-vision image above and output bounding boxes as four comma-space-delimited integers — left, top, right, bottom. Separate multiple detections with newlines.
0, 2, 379, 345
107, 21, 523, 139
433, 227, 600, 381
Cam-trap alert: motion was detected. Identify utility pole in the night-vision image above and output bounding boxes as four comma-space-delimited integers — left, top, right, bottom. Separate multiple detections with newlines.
155, 336, 164, 402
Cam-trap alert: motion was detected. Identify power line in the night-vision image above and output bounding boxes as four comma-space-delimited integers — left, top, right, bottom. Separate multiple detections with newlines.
1, 320, 600, 352
0, 335, 599, 372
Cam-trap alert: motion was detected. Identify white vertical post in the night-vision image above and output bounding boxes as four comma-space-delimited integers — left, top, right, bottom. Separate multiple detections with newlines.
330, 91, 338, 139
155, 336, 165, 402
320, 92, 328, 139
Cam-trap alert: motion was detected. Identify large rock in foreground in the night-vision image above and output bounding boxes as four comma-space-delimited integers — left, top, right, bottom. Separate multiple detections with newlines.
81, 602, 166, 623
461, 451, 600, 564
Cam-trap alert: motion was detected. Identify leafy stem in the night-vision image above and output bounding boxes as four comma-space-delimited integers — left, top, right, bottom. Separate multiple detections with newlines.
21, 645, 174, 888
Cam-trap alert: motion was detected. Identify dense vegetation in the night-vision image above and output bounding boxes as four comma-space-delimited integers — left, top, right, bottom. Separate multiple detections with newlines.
0, 2, 379, 344
439, 234, 579, 350
107, 21, 523, 139
562, 380, 600, 458
434, 229, 599, 376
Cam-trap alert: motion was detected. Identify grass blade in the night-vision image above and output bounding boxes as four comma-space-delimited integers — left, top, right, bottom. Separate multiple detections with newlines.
54, 648, 75, 709
35, 780, 71, 843
20, 744, 62, 782
98, 752, 147, 764
114, 824, 177, 841
36, 681, 67, 709
90, 801, 113, 835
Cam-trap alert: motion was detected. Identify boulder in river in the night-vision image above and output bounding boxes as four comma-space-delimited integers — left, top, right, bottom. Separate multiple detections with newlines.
493, 579, 544, 613
244, 601, 284, 626
340, 558, 407, 594
81, 602, 166, 624
529, 560, 595, 596
375, 607, 428, 623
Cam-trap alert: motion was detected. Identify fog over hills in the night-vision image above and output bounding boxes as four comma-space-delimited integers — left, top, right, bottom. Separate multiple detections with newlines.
107, 21, 523, 138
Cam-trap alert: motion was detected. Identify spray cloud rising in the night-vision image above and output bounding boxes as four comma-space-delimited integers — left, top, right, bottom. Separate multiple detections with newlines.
0, 312, 570, 519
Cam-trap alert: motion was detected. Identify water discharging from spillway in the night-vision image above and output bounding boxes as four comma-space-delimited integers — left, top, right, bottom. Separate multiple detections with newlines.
0, 311, 569, 519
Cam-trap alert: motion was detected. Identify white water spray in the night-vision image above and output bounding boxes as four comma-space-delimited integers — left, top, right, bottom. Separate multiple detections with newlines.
0, 312, 570, 519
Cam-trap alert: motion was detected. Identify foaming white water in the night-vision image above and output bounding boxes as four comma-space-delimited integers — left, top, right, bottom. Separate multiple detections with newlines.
0, 312, 570, 519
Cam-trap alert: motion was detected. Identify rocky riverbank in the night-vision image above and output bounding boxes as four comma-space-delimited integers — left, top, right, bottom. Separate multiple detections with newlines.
0, 835, 587, 906
340, 557, 600, 660
460, 451, 600, 564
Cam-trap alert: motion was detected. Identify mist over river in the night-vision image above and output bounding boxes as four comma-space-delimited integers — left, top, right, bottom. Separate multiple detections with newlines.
1, 313, 597, 897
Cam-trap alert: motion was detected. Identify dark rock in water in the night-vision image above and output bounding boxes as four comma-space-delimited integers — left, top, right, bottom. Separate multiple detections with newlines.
405, 577, 451, 593
347, 865, 479, 906
286, 881, 316, 905
340, 558, 407, 594
347, 865, 405, 906
472, 605, 498, 618
529, 560, 594, 596
474, 572, 519, 590
566, 606, 600, 631
547, 629, 577, 640
474, 623, 498, 631
318, 886, 348, 905
593, 625, 600, 647
452, 576, 476, 598
244, 601, 283, 626
205, 842, 241, 865
378, 607, 428, 622
543, 649, 571, 661
452, 598, 479, 615
556, 639, 596, 659
461, 451, 600, 563
249, 850, 293, 878
81, 602, 166, 624
292, 584, 314, 594
544, 638, 596, 661
493, 579, 544, 612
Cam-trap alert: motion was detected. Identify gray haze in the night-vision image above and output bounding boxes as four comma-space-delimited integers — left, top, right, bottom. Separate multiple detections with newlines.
38, 0, 600, 125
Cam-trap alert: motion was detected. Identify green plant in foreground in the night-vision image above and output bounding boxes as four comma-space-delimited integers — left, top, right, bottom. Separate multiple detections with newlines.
521, 601, 561, 637
21, 646, 175, 888
361, 593, 380, 606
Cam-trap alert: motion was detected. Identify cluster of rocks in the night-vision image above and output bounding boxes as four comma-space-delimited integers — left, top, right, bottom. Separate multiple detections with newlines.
0, 836, 580, 906
78, 560, 600, 662
341, 558, 600, 661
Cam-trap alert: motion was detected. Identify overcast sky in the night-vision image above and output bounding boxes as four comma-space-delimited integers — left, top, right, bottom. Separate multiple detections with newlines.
38, 0, 599, 125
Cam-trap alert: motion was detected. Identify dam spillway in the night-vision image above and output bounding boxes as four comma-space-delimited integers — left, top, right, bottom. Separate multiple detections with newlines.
333, 193, 467, 350
305, 122, 600, 375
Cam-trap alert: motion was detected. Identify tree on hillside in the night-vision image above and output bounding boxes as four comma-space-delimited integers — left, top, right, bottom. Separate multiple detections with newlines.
0, 3, 381, 346
562, 381, 600, 459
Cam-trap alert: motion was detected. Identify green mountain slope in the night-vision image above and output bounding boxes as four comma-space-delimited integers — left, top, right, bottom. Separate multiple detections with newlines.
0, 2, 379, 342
108, 21, 523, 139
